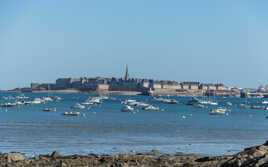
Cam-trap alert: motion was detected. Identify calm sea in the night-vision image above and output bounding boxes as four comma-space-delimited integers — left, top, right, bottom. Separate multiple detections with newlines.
0, 92, 268, 157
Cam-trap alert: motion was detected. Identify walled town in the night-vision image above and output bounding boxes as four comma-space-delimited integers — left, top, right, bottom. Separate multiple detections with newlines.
17, 66, 268, 97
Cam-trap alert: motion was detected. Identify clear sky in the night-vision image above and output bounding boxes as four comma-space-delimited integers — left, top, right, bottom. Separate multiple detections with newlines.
0, 0, 267, 90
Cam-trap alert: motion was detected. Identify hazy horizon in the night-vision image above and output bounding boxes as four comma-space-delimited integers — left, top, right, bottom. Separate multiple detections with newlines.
1, 1, 267, 90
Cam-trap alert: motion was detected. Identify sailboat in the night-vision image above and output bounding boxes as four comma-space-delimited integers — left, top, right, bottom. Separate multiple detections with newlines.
198, 90, 218, 106
43, 84, 52, 112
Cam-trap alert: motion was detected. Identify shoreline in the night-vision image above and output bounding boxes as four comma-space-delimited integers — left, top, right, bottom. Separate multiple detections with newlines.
3, 141, 268, 167
7, 89, 144, 96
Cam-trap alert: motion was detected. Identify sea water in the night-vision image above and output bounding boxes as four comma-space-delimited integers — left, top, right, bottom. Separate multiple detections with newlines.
0, 92, 268, 157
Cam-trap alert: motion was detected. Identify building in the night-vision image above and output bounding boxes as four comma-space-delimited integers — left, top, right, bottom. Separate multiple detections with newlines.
124, 65, 130, 80
207, 84, 217, 90
161, 81, 181, 90
27, 66, 238, 96
31, 83, 40, 89
152, 81, 162, 89
215, 84, 227, 91
55, 78, 71, 89
181, 82, 200, 90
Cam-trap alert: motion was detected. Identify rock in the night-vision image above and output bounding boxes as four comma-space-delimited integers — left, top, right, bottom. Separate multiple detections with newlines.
7, 152, 25, 163
264, 140, 268, 146
60, 160, 68, 167
51, 151, 61, 158
148, 149, 159, 155
5, 141, 268, 167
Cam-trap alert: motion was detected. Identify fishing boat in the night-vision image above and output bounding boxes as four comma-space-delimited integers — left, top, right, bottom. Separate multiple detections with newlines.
121, 105, 134, 112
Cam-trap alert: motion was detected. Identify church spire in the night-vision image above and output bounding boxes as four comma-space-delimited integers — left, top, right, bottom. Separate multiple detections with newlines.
124, 65, 130, 80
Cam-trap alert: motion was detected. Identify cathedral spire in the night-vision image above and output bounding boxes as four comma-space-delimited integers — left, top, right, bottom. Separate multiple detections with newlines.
124, 65, 130, 80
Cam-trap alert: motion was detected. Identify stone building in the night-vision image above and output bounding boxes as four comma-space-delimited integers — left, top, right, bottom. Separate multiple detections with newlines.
181, 82, 200, 90
55, 78, 71, 89
199, 84, 209, 90
215, 84, 227, 90
161, 81, 181, 90
207, 84, 217, 90
31, 83, 40, 90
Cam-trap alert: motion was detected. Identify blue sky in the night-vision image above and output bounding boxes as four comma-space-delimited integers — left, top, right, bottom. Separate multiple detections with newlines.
0, 1, 267, 89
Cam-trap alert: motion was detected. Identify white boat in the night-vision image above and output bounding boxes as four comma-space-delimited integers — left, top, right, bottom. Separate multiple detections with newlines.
1, 103, 17, 107
194, 104, 205, 108
71, 103, 86, 110
143, 105, 160, 111
43, 108, 51, 112
23, 101, 32, 105
250, 105, 264, 110
16, 95, 29, 100
153, 97, 178, 104
135, 102, 150, 107
121, 99, 136, 105
16, 101, 25, 105
121, 105, 134, 112
43, 97, 53, 102
82, 102, 94, 105
226, 102, 232, 106
85, 97, 102, 104
199, 100, 218, 106
210, 108, 227, 115
238, 103, 250, 109
52, 96, 62, 101
62, 111, 80, 116
262, 100, 268, 104
32, 98, 43, 104
209, 101, 218, 106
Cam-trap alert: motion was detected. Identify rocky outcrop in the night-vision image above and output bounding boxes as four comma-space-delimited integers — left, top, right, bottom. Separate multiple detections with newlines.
221, 143, 268, 167
7, 152, 26, 163
1, 142, 268, 167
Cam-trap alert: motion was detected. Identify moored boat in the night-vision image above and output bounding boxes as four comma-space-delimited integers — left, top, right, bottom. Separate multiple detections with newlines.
62, 111, 80, 116
43, 108, 51, 112
71, 103, 86, 110
210, 108, 227, 115
121, 105, 134, 112
143, 105, 160, 111
262, 100, 268, 104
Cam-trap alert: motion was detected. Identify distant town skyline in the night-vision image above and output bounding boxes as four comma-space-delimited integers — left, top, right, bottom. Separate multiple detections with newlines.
1, 1, 268, 90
